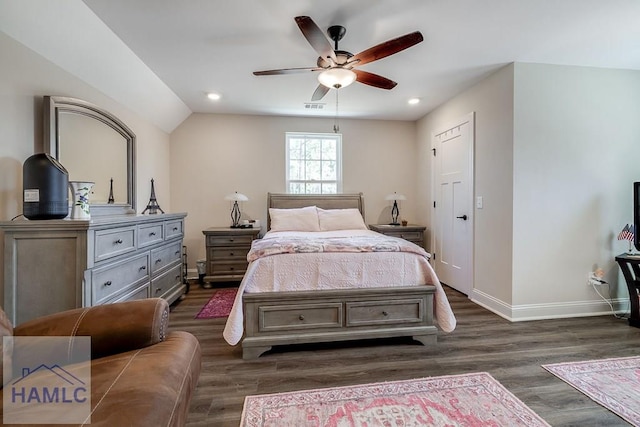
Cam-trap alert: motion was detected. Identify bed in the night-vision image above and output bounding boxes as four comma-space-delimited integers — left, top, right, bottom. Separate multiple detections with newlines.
222, 193, 456, 359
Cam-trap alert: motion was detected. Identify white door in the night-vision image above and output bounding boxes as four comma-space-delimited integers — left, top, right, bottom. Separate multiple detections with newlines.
432, 113, 474, 295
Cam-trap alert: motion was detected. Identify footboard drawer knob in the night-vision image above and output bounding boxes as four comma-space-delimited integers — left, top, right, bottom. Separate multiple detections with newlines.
382, 311, 389, 316
298, 315, 305, 321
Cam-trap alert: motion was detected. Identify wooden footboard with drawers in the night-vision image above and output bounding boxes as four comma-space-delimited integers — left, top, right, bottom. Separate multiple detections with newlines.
242, 285, 437, 359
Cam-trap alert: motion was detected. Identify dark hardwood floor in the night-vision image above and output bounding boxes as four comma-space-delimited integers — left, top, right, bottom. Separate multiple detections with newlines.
168, 283, 640, 426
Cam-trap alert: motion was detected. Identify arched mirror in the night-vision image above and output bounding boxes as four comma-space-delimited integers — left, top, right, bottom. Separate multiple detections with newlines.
43, 96, 136, 215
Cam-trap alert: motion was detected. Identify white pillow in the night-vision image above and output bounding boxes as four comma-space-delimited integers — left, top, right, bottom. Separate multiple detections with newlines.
317, 208, 367, 231
269, 206, 320, 232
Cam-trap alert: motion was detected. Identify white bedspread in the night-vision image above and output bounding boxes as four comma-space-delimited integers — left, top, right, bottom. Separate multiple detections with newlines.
223, 229, 456, 345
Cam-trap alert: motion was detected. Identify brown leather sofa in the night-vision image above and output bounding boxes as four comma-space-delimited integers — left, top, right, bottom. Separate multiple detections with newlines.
0, 298, 201, 426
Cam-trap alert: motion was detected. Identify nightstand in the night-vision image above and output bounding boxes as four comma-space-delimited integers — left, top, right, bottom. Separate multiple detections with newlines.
368, 224, 426, 248
202, 227, 260, 283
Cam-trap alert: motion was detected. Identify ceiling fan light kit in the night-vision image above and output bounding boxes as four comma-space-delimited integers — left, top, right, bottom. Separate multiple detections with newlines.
318, 68, 356, 89
253, 16, 423, 101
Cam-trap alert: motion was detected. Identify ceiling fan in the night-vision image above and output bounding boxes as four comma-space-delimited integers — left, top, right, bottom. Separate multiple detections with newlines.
253, 16, 423, 101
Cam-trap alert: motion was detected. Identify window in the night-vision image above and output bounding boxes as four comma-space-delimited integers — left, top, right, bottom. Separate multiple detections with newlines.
286, 132, 342, 194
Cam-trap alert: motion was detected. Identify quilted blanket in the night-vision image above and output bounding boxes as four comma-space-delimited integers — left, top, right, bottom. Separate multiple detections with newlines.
248, 235, 431, 262
223, 229, 457, 346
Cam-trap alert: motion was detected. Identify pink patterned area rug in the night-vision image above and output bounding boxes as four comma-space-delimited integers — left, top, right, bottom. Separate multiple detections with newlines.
240, 372, 549, 426
195, 288, 237, 319
543, 356, 640, 426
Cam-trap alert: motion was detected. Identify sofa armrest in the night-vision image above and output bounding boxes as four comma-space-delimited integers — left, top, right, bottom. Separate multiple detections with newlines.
13, 298, 169, 359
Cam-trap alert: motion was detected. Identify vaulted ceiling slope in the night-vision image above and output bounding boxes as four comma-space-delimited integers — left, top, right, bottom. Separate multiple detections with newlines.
3, 0, 640, 130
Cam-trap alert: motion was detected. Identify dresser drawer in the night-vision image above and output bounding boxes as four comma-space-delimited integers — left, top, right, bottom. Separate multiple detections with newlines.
165, 219, 183, 239
258, 302, 343, 332
91, 253, 150, 304
94, 226, 136, 262
151, 264, 182, 298
208, 246, 246, 260
150, 242, 182, 274
207, 234, 254, 247
111, 283, 149, 303
138, 222, 164, 248
346, 298, 424, 327
208, 261, 248, 276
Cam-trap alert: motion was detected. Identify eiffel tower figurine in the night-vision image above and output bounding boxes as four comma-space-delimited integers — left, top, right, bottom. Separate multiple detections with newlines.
107, 178, 115, 204
142, 178, 164, 214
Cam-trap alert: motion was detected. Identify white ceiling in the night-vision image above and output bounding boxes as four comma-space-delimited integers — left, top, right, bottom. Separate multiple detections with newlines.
80, 0, 640, 121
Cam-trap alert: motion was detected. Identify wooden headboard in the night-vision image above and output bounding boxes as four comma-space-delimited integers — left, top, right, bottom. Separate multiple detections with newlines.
267, 193, 365, 230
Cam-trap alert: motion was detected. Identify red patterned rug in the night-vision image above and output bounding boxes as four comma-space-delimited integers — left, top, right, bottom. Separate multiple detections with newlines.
195, 288, 237, 319
543, 356, 640, 426
240, 372, 549, 426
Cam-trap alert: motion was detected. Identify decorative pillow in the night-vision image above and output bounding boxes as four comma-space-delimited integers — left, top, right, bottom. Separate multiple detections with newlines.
269, 206, 320, 232
317, 208, 367, 231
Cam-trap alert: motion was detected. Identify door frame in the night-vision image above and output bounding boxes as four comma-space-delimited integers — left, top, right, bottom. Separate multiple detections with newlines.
430, 111, 475, 295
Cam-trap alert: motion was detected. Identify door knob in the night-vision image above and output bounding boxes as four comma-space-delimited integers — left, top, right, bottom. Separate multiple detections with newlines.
456, 215, 468, 220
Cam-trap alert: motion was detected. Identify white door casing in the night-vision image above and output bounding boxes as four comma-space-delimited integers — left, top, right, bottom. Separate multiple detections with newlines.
432, 112, 474, 295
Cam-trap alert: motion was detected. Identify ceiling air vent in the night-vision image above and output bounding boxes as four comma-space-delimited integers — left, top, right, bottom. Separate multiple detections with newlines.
304, 103, 325, 110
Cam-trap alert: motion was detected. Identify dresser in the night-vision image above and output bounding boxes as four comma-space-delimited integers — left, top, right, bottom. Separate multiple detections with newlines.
368, 224, 426, 248
202, 227, 260, 283
1, 213, 187, 325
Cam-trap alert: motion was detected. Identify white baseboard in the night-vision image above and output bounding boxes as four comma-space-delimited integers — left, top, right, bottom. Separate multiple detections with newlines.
470, 288, 629, 321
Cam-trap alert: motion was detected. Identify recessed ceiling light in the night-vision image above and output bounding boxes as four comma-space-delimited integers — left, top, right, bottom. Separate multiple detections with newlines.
207, 92, 221, 101
408, 98, 420, 105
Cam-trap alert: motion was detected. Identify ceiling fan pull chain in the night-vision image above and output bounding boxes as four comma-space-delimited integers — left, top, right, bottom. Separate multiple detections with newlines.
333, 90, 340, 133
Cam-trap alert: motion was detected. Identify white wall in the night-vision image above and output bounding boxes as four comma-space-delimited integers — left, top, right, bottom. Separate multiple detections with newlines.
416, 64, 515, 306
417, 62, 640, 321
512, 63, 640, 312
0, 32, 173, 301
170, 113, 418, 266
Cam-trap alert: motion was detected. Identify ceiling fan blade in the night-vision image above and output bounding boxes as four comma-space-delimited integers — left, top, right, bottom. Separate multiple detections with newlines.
354, 70, 397, 90
311, 84, 330, 101
350, 31, 423, 66
253, 67, 321, 76
295, 16, 337, 63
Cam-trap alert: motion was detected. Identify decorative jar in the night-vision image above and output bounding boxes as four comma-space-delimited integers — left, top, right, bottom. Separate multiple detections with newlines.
69, 181, 94, 219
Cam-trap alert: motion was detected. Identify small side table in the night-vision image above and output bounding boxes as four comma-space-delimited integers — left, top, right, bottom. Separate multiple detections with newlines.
614, 253, 640, 328
368, 224, 426, 248
202, 227, 260, 284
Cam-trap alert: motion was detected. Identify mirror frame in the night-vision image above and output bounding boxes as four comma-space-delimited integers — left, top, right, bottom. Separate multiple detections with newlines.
43, 96, 136, 216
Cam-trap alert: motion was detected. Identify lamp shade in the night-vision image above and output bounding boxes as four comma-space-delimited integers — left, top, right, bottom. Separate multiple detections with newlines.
318, 68, 357, 89
385, 192, 406, 201
224, 192, 248, 202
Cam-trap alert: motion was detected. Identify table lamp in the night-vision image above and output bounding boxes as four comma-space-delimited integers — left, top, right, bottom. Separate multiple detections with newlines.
385, 192, 406, 225
224, 191, 248, 228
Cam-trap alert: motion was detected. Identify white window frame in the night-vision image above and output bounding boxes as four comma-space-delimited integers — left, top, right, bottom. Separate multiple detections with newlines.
285, 132, 343, 194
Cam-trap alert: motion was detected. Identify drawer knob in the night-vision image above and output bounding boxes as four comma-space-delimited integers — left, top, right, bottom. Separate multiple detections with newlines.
155, 288, 162, 294
382, 311, 389, 316
298, 315, 305, 321
175, 275, 181, 280
104, 281, 112, 287
114, 239, 123, 244
175, 250, 180, 255
230, 267, 234, 270
139, 265, 146, 271
173, 227, 178, 231
149, 232, 156, 236
230, 252, 234, 256
229, 238, 234, 242
155, 259, 162, 264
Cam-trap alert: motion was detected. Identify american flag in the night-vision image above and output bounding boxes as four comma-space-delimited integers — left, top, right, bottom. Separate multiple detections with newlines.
618, 224, 635, 241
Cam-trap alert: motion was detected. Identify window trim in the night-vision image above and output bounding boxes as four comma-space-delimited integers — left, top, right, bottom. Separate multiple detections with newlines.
285, 132, 343, 194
